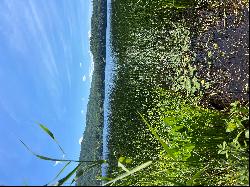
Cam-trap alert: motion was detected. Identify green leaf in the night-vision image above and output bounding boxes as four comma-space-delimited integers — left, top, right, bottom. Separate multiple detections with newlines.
186, 165, 209, 185
225, 151, 229, 159
118, 156, 125, 163
205, 82, 210, 89
36, 155, 62, 161
219, 150, 227, 155
46, 161, 71, 186
39, 124, 55, 139
171, 125, 183, 132
103, 161, 152, 186
245, 130, 249, 139
193, 79, 200, 90
19, 140, 66, 162
19, 139, 98, 163
235, 131, 243, 142
138, 112, 177, 160
239, 107, 249, 114
185, 145, 195, 151
223, 141, 227, 149
226, 121, 237, 132
19, 139, 36, 155
125, 158, 132, 164
118, 162, 130, 172
20, 139, 67, 162
230, 101, 240, 107
163, 117, 177, 126
56, 163, 82, 186
217, 144, 222, 149
38, 123, 65, 155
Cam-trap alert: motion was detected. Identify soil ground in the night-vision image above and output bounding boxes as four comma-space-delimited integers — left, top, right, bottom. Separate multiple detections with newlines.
192, 2, 249, 109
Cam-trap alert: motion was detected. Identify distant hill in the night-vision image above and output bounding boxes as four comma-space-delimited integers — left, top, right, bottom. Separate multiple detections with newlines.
76, 0, 107, 186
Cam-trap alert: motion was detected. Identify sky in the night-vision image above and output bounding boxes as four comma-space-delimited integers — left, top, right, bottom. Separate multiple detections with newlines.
0, 0, 93, 185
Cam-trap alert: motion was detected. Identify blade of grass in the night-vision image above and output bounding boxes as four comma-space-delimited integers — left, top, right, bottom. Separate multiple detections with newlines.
104, 161, 152, 186
118, 162, 130, 172
138, 112, 177, 160
19, 139, 99, 163
38, 123, 65, 155
45, 161, 71, 186
56, 163, 82, 186
186, 165, 209, 185
39, 124, 55, 139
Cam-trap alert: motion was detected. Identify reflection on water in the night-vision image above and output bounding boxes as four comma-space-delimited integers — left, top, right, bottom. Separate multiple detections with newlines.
102, 0, 112, 178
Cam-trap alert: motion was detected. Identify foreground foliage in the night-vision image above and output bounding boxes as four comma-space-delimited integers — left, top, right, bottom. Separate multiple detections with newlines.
106, 87, 249, 186
105, 0, 249, 185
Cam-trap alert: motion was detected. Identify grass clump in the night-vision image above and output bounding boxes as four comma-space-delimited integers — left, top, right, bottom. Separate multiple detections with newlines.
106, 88, 249, 186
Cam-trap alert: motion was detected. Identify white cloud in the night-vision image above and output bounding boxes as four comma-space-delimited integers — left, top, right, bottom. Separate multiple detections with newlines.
81, 110, 84, 114
82, 75, 86, 82
53, 161, 61, 166
53, 154, 65, 166
79, 137, 83, 145
2, 0, 63, 100
88, 30, 91, 38
88, 50, 94, 81
0, 0, 89, 121
28, 0, 59, 81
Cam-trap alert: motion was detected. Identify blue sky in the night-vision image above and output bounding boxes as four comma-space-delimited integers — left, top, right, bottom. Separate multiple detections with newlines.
0, 0, 93, 185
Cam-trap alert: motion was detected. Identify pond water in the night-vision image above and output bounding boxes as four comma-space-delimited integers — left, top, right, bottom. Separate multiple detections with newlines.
102, 0, 113, 178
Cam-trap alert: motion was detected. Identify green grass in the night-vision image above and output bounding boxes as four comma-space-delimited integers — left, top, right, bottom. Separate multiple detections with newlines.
106, 88, 249, 186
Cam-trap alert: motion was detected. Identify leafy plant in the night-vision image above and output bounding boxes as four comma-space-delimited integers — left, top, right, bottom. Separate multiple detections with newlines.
20, 124, 106, 186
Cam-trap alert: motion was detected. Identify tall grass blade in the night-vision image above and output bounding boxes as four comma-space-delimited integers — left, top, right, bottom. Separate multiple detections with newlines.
39, 124, 55, 139
45, 161, 71, 186
138, 112, 177, 160
118, 162, 130, 172
19, 139, 36, 154
38, 124, 65, 155
186, 165, 209, 186
103, 161, 152, 186
19, 139, 98, 163
55, 163, 82, 186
